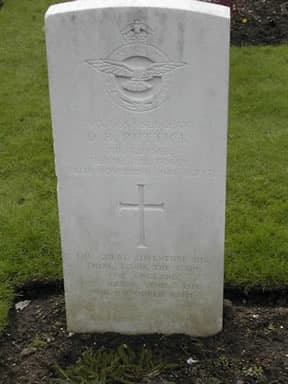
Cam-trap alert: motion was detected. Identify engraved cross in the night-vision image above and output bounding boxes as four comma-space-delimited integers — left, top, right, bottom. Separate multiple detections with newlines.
119, 184, 164, 248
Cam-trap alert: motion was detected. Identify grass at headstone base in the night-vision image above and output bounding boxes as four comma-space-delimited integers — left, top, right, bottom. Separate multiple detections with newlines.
0, 0, 288, 333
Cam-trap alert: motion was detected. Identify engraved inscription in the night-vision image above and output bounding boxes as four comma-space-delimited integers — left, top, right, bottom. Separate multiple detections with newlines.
119, 184, 164, 248
67, 165, 217, 177
79, 249, 209, 304
58, 119, 224, 178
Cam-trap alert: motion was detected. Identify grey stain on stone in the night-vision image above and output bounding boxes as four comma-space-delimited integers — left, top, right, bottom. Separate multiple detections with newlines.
177, 21, 184, 59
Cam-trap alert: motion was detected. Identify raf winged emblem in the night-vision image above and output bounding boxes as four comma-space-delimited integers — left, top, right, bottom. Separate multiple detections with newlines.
86, 59, 185, 92
86, 20, 186, 112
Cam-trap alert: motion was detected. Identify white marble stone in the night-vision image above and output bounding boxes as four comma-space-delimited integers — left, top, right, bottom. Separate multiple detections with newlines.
45, 0, 230, 336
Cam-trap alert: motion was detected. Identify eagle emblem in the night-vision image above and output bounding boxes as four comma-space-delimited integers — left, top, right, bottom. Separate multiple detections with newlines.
86, 20, 186, 112
87, 59, 185, 92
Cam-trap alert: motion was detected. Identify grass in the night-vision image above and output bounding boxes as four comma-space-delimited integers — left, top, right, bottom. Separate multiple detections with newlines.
52, 345, 176, 384
0, 0, 287, 331
226, 46, 288, 287
0, 0, 61, 330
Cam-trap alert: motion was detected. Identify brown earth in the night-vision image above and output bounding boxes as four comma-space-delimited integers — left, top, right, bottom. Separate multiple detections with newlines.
218, 0, 288, 45
0, 291, 288, 384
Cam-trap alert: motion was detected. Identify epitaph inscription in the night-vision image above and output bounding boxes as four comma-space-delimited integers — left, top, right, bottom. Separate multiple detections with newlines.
78, 250, 209, 304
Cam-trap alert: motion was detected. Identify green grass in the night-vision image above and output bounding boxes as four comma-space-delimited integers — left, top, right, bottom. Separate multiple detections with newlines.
52, 345, 176, 384
226, 46, 288, 287
0, 0, 62, 330
0, 0, 288, 331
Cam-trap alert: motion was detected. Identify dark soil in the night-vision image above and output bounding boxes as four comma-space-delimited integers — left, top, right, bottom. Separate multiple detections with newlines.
218, 0, 288, 45
0, 293, 288, 384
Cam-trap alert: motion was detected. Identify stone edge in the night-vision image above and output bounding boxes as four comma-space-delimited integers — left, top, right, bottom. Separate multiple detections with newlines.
45, 0, 230, 21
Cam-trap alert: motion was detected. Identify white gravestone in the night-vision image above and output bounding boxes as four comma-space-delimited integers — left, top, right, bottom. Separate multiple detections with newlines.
45, 0, 230, 336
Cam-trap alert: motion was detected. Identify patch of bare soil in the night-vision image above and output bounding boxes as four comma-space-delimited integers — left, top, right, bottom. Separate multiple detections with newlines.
217, 0, 288, 45
0, 293, 288, 384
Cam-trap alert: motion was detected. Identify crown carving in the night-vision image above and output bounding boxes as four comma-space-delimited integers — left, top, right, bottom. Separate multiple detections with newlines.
121, 20, 152, 43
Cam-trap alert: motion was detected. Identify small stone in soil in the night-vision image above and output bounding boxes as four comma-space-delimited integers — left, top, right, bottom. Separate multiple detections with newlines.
223, 299, 233, 320
20, 347, 37, 359
15, 300, 31, 311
